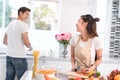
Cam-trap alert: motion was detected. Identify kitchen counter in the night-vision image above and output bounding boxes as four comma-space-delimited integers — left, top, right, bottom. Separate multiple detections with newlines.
0, 52, 72, 80
0, 45, 70, 62
0, 53, 70, 62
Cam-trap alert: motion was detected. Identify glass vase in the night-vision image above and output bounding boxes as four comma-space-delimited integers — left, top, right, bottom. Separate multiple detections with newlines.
59, 43, 68, 58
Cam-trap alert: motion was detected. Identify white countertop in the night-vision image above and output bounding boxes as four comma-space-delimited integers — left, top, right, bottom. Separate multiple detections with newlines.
20, 71, 32, 80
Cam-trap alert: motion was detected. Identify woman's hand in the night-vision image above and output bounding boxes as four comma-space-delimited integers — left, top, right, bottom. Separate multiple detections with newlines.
81, 68, 94, 74
71, 67, 77, 72
81, 66, 96, 74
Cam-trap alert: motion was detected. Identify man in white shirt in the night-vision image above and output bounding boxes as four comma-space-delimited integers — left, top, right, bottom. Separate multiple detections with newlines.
3, 7, 32, 80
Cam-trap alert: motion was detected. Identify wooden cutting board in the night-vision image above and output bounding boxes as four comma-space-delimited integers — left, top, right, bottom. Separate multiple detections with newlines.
67, 71, 89, 79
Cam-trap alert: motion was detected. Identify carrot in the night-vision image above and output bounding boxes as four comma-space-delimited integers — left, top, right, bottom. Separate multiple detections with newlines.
44, 74, 50, 80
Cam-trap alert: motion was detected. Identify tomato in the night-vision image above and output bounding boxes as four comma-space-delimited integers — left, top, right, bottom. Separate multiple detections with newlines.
81, 69, 86, 74
74, 77, 82, 80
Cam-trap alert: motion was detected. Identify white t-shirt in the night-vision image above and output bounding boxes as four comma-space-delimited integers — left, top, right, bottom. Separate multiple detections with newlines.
70, 34, 103, 63
6, 20, 29, 58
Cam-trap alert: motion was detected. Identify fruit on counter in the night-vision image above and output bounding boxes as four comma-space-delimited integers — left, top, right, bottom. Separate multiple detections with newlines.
81, 69, 86, 74
74, 77, 83, 80
80, 69, 101, 77
88, 71, 95, 76
80, 68, 92, 74
92, 71, 101, 78
68, 71, 104, 80
88, 71, 101, 78
96, 71, 101, 77
114, 74, 120, 80
99, 76, 104, 80
88, 77, 94, 80
88, 76, 104, 80
107, 69, 120, 80
87, 71, 105, 80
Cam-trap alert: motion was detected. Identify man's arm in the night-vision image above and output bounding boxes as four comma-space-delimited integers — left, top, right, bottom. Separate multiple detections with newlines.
22, 32, 32, 51
3, 33, 7, 45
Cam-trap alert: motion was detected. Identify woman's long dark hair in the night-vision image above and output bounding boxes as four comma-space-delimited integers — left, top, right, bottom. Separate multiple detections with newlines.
81, 14, 100, 38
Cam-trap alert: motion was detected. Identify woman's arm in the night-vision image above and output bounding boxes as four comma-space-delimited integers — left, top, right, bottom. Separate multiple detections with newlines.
71, 45, 76, 69
90, 48, 102, 70
89, 37, 103, 71
83, 48, 102, 73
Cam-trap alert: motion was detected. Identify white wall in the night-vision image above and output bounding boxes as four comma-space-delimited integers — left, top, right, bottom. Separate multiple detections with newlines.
96, 0, 108, 58
60, 0, 97, 34
60, 0, 108, 58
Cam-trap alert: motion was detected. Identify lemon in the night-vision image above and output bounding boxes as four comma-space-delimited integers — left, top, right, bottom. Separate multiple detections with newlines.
88, 70, 95, 76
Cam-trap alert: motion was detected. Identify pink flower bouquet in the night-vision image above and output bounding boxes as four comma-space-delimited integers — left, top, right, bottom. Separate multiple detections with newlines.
55, 32, 72, 58
55, 32, 72, 45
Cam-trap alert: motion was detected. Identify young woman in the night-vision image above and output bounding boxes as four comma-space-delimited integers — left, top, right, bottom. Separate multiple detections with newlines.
70, 14, 102, 73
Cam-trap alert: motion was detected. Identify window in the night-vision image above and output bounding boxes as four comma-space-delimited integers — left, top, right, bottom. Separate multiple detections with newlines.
108, 0, 120, 59
0, 0, 61, 56
0, 0, 12, 52
30, 0, 59, 52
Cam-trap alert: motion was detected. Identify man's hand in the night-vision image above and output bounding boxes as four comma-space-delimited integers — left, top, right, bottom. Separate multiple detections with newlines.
28, 46, 33, 51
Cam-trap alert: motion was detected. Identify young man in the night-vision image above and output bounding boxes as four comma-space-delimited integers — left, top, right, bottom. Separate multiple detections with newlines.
3, 7, 32, 80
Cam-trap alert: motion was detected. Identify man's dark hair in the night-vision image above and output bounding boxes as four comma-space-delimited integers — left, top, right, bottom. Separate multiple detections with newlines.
18, 7, 31, 15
